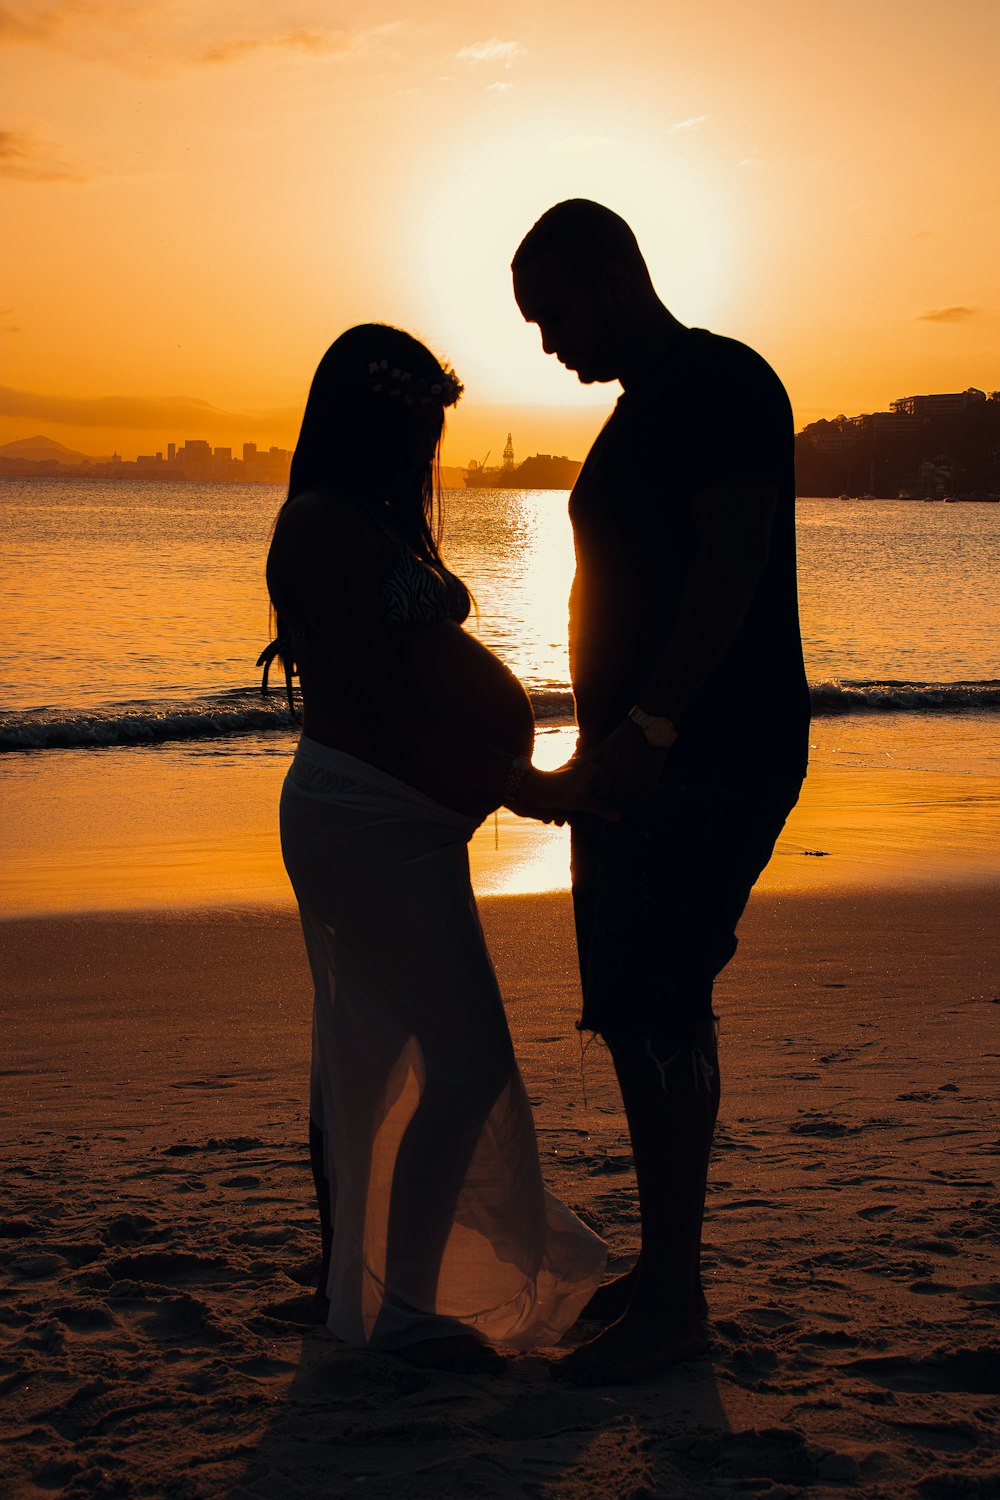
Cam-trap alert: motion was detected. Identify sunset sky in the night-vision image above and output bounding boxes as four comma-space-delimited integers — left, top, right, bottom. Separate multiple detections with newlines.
2, 0, 998, 465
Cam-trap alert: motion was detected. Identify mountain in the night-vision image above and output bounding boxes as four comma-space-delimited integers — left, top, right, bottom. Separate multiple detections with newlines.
0, 435, 94, 463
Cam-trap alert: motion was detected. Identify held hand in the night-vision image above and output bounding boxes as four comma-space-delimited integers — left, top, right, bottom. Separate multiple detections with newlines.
508, 758, 620, 823
587, 718, 674, 804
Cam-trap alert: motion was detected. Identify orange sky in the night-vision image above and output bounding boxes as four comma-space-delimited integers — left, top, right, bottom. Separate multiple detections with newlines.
2, 0, 999, 465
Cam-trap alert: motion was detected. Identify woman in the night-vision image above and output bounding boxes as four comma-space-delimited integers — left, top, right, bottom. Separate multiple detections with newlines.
263, 324, 606, 1373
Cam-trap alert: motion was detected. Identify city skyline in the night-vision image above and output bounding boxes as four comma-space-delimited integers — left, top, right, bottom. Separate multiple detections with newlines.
2, 1, 998, 469
2, 380, 995, 478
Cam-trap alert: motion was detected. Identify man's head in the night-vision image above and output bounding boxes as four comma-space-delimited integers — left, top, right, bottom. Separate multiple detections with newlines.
512, 199, 657, 384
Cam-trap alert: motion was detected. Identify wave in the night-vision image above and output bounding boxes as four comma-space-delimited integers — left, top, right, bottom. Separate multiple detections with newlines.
0, 690, 295, 752
1, 679, 997, 753
809, 679, 1000, 714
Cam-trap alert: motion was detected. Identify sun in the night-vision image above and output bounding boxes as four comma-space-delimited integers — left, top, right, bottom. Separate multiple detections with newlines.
409, 107, 742, 407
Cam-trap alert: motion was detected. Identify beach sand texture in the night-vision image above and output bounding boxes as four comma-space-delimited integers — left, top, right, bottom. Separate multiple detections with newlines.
2, 887, 998, 1499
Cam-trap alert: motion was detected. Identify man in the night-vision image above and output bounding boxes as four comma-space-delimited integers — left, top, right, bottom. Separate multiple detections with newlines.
512, 199, 810, 1385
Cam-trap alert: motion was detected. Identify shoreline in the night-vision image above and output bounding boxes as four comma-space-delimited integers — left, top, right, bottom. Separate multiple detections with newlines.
2, 741, 999, 918
3, 883, 999, 1498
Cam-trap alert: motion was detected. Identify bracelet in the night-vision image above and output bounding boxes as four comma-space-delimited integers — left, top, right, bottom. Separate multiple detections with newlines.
504, 754, 532, 800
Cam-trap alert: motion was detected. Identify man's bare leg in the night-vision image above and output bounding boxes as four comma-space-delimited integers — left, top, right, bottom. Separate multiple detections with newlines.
556, 1018, 719, 1384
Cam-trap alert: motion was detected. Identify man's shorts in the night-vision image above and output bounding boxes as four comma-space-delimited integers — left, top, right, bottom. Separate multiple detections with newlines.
571, 771, 803, 1045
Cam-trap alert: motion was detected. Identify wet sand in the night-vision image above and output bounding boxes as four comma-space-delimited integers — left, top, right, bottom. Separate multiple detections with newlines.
2, 885, 998, 1498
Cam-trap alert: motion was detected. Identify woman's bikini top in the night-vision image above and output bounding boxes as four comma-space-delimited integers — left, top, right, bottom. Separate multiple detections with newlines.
257, 536, 466, 712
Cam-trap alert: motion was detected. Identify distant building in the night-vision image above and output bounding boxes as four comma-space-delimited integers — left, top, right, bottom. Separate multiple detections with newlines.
851, 410, 914, 436
890, 388, 986, 420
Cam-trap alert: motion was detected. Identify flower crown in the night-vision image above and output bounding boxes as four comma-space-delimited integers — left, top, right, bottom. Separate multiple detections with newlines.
367, 359, 463, 407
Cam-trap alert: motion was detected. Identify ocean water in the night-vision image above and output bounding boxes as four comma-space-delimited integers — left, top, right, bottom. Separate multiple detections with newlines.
1, 478, 998, 912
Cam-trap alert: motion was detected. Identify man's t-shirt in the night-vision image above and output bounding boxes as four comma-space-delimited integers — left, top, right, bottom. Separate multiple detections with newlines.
568, 327, 811, 779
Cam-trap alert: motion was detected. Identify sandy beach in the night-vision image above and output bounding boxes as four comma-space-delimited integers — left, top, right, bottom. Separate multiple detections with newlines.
2, 885, 998, 1499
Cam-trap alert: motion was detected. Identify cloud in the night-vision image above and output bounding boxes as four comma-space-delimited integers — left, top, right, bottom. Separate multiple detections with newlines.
199, 28, 349, 65
456, 38, 524, 66
0, 0, 154, 49
0, 2, 48, 41
916, 306, 979, 324
669, 114, 709, 133
0, 129, 88, 182
486, 80, 512, 93
0, 4, 374, 74
0, 385, 300, 432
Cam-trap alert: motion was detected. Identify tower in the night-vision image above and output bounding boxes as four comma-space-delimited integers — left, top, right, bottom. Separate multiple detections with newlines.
502, 433, 515, 471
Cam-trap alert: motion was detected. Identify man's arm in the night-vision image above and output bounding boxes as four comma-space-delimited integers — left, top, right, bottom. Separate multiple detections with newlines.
638, 476, 776, 719
589, 476, 777, 802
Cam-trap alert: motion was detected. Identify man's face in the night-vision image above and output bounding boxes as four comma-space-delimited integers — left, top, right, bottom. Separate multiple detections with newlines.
513, 250, 620, 385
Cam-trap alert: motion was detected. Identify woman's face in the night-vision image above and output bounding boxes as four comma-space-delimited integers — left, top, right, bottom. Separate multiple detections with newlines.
410, 404, 444, 469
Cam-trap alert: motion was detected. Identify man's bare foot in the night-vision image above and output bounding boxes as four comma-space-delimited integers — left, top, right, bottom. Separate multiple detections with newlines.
579, 1264, 639, 1320
554, 1305, 710, 1386
395, 1333, 506, 1376
580, 1263, 710, 1325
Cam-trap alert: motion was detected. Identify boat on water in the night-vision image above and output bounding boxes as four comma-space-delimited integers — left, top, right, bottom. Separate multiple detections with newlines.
464, 434, 582, 490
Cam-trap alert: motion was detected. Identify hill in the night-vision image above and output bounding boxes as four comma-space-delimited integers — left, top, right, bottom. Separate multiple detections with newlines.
0, 435, 94, 464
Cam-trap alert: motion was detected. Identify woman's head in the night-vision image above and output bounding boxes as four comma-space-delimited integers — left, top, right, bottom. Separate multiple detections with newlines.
281, 324, 469, 620
288, 324, 462, 522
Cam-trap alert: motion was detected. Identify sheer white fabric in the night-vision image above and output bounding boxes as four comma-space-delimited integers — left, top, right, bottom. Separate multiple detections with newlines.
279, 737, 606, 1351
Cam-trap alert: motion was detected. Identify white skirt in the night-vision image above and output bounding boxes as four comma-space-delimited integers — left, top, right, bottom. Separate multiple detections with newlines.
279, 736, 606, 1351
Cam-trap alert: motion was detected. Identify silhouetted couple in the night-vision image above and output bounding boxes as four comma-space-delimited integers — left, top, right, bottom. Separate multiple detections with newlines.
264, 200, 810, 1383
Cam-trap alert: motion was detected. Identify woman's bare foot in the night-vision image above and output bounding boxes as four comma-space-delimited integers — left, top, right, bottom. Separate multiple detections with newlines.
554, 1302, 710, 1386
395, 1334, 506, 1376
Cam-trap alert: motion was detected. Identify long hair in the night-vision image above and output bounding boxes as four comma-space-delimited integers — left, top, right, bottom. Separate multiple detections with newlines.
279, 323, 467, 611
268, 327, 470, 692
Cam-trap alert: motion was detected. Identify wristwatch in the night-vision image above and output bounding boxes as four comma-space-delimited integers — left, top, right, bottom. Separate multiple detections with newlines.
627, 705, 678, 748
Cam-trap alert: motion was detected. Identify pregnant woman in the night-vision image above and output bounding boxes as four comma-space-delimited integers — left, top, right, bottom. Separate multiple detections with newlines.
262, 324, 606, 1372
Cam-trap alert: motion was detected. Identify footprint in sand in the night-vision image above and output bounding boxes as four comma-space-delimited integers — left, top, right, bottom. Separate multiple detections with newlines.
681, 1425, 859, 1487
169, 1077, 237, 1090
162, 1135, 265, 1156
102, 1212, 159, 1245
789, 1112, 854, 1137
960, 1282, 1000, 1304
847, 1348, 1000, 1395
886, 1418, 982, 1454
134, 1291, 234, 1346
53, 1302, 116, 1331
0, 1218, 43, 1239
106, 1250, 231, 1285
588, 1154, 633, 1175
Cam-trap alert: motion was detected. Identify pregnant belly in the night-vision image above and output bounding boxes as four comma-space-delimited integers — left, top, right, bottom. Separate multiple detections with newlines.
400, 622, 535, 763
298, 623, 535, 820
